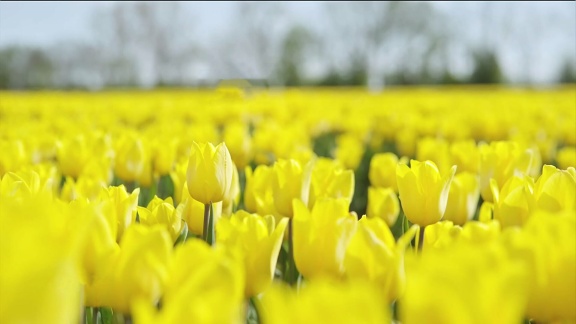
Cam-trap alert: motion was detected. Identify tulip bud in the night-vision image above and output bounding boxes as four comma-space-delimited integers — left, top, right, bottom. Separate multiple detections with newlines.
186, 142, 233, 204
367, 186, 399, 226
443, 172, 480, 226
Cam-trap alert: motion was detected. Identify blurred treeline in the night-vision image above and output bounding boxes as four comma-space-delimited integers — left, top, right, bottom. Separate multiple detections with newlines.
1, 1, 575, 90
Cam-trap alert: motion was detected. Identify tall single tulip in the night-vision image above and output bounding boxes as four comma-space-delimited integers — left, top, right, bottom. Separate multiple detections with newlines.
396, 160, 456, 227
186, 141, 233, 205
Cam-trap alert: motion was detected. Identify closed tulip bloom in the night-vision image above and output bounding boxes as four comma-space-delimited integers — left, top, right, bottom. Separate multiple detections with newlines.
396, 160, 457, 227
57, 135, 90, 179
533, 165, 576, 212
186, 142, 233, 204
272, 159, 313, 218
444, 172, 480, 226
369, 153, 400, 192
98, 185, 140, 242
491, 175, 534, 228
152, 138, 178, 176
293, 198, 357, 279
217, 211, 288, 297
367, 186, 400, 226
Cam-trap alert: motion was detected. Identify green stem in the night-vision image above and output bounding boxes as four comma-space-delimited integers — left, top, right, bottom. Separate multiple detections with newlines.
202, 202, 215, 245
418, 226, 426, 252
203, 203, 210, 243
286, 217, 300, 285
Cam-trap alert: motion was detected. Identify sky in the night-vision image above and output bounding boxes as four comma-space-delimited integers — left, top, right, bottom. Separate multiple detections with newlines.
0, 1, 574, 84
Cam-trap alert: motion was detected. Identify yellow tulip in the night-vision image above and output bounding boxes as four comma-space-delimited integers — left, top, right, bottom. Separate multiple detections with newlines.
400, 242, 528, 324
180, 182, 223, 236
244, 165, 278, 217
217, 211, 288, 297
345, 217, 417, 302
308, 158, 354, 208
85, 224, 172, 314
335, 133, 364, 170
260, 279, 390, 324
133, 239, 244, 324
416, 137, 452, 174
443, 172, 480, 225
223, 121, 252, 169
478, 141, 536, 202
57, 135, 90, 178
369, 152, 400, 192
137, 196, 183, 241
0, 193, 83, 324
503, 210, 576, 322
366, 186, 400, 226
169, 157, 188, 205
186, 141, 233, 204
98, 185, 140, 242
152, 137, 178, 176
114, 133, 146, 182
272, 159, 313, 217
450, 139, 479, 174
222, 161, 240, 215
293, 198, 357, 279
491, 175, 534, 228
533, 165, 576, 212
396, 160, 457, 227
0, 139, 27, 176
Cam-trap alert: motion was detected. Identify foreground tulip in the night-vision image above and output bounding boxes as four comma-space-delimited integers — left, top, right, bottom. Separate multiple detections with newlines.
261, 279, 391, 324
85, 224, 172, 313
217, 211, 288, 297
443, 172, 480, 225
503, 210, 576, 322
293, 198, 357, 279
366, 186, 400, 226
400, 242, 528, 324
133, 239, 244, 324
186, 141, 233, 205
396, 160, 456, 227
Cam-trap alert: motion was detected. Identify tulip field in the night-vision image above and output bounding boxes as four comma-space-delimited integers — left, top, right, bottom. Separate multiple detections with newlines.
0, 86, 575, 324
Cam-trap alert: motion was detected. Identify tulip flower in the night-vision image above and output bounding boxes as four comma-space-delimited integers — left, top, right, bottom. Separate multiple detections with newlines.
345, 217, 418, 302
137, 196, 183, 241
478, 141, 536, 202
416, 137, 452, 174
396, 160, 457, 227
244, 165, 278, 217
503, 210, 575, 322
186, 141, 233, 205
260, 279, 390, 324
56, 135, 90, 179
114, 133, 146, 183
366, 186, 400, 226
151, 137, 178, 176
369, 152, 400, 192
98, 185, 140, 242
443, 172, 480, 225
533, 165, 576, 212
222, 161, 240, 215
401, 242, 529, 324
449, 139, 479, 174
490, 175, 534, 228
292, 198, 357, 279
272, 159, 313, 218
308, 158, 354, 208
0, 139, 27, 176
133, 239, 244, 324
179, 182, 222, 237
335, 133, 364, 170
217, 211, 289, 297
85, 224, 172, 314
